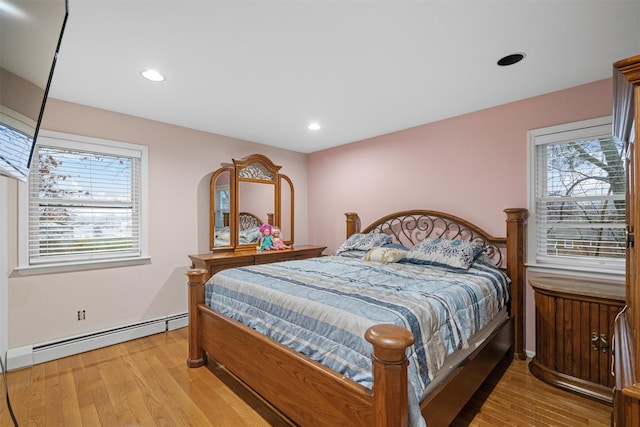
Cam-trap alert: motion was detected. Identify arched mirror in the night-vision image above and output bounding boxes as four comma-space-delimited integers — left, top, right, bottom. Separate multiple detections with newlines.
210, 167, 233, 249
209, 154, 294, 251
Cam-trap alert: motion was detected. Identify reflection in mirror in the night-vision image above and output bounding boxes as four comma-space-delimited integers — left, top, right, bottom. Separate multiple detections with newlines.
209, 154, 295, 252
211, 168, 232, 249
280, 175, 293, 244
237, 181, 275, 247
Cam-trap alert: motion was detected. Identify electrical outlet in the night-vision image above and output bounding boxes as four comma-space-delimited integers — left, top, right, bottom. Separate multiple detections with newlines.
77, 310, 86, 321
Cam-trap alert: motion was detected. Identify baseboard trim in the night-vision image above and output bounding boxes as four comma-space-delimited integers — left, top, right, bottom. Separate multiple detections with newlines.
7, 312, 187, 370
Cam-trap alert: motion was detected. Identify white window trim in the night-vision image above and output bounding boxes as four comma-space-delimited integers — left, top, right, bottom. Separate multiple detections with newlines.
16, 130, 150, 276
526, 116, 625, 282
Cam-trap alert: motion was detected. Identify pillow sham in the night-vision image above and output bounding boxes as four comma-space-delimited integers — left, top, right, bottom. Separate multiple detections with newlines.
403, 237, 484, 270
474, 253, 496, 267
382, 242, 410, 251
336, 233, 392, 255
336, 249, 370, 259
362, 246, 407, 264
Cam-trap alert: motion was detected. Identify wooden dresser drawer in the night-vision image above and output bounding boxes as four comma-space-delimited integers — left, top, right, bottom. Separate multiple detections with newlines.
189, 245, 326, 281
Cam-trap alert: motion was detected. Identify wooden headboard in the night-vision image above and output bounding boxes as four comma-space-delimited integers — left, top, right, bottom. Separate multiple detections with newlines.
223, 211, 274, 229
238, 212, 264, 230
346, 209, 509, 267
346, 208, 529, 360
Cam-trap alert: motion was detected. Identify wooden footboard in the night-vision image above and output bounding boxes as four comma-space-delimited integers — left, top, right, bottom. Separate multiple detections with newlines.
187, 268, 414, 427
421, 315, 513, 426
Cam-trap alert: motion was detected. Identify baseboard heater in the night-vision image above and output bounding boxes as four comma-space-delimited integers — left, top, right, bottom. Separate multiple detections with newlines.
8, 312, 188, 370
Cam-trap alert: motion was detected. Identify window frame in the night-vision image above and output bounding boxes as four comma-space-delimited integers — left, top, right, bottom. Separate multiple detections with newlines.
527, 115, 625, 281
17, 130, 150, 275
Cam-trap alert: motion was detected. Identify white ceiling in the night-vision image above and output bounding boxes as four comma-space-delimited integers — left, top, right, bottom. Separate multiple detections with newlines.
23, 1, 640, 153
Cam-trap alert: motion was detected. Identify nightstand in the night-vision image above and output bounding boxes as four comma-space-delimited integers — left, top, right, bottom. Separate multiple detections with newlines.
529, 276, 624, 405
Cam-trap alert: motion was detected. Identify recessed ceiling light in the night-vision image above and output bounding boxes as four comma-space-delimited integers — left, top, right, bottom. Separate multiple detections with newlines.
497, 53, 525, 66
141, 69, 165, 82
308, 122, 321, 130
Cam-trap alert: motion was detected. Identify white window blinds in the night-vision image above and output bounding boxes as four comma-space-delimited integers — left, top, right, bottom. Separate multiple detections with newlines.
529, 117, 626, 274
27, 136, 144, 265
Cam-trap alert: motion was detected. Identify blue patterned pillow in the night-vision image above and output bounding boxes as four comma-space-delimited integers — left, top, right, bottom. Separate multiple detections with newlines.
336, 233, 392, 255
403, 238, 484, 270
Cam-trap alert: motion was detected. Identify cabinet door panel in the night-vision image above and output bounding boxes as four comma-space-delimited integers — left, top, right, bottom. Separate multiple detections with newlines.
530, 279, 624, 404
554, 298, 564, 371
570, 299, 582, 377
587, 301, 599, 382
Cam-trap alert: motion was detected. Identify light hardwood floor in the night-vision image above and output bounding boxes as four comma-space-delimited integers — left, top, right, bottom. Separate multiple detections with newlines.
1, 327, 612, 426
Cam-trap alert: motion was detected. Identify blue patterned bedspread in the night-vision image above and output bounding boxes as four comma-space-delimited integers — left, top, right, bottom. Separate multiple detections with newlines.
205, 255, 510, 427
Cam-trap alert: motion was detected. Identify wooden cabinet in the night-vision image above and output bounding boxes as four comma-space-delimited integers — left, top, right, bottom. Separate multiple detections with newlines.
189, 245, 326, 280
612, 54, 640, 427
529, 276, 625, 405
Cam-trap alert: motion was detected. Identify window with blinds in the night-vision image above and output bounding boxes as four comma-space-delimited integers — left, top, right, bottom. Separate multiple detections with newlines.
21, 131, 148, 271
528, 116, 626, 276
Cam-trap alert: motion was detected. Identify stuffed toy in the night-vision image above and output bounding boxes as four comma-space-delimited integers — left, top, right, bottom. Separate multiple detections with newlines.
258, 223, 273, 251
272, 228, 290, 250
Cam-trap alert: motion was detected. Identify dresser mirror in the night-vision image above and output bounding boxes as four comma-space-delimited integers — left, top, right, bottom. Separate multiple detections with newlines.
210, 167, 233, 249
210, 154, 294, 251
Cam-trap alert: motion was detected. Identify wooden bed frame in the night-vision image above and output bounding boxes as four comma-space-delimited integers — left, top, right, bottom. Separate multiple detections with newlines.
186, 208, 528, 427
223, 211, 274, 228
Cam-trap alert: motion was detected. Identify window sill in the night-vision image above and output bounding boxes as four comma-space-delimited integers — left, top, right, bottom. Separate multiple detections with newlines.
526, 263, 625, 283
14, 256, 152, 276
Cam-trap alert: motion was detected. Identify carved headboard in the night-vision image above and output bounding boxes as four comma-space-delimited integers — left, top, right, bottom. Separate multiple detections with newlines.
346, 210, 508, 268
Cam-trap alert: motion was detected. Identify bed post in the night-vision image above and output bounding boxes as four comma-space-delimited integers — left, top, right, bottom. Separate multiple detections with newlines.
345, 212, 360, 238
186, 268, 208, 368
504, 208, 529, 361
365, 324, 415, 427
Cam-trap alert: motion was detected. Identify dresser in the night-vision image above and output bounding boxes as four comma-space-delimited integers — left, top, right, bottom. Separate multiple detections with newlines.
529, 276, 625, 405
189, 245, 326, 281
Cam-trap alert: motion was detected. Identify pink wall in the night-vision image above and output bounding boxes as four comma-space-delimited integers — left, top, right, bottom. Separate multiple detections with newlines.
307, 78, 613, 353
7, 99, 309, 348
0, 69, 42, 121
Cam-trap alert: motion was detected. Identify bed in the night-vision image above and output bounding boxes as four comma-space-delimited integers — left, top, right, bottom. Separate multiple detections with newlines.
214, 211, 270, 246
187, 208, 528, 427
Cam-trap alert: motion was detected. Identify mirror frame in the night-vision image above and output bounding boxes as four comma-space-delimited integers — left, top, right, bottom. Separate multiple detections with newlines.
280, 174, 295, 246
209, 167, 234, 250
209, 154, 294, 252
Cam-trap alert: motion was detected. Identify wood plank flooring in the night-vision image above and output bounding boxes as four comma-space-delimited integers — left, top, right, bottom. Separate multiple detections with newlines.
1, 327, 612, 426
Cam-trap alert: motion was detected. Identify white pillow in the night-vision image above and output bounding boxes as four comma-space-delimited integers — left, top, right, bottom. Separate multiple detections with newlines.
362, 247, 407, 264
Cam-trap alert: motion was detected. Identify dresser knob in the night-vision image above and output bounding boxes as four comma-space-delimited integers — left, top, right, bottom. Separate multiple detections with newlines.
599, 334, 609, 353
592, 332, 609, 352
591, 332, 600, 350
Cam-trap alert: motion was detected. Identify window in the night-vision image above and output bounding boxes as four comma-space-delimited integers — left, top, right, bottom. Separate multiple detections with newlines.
18, 131, 149, 274
528, 116, 625, 278
214, 185, 230, 228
